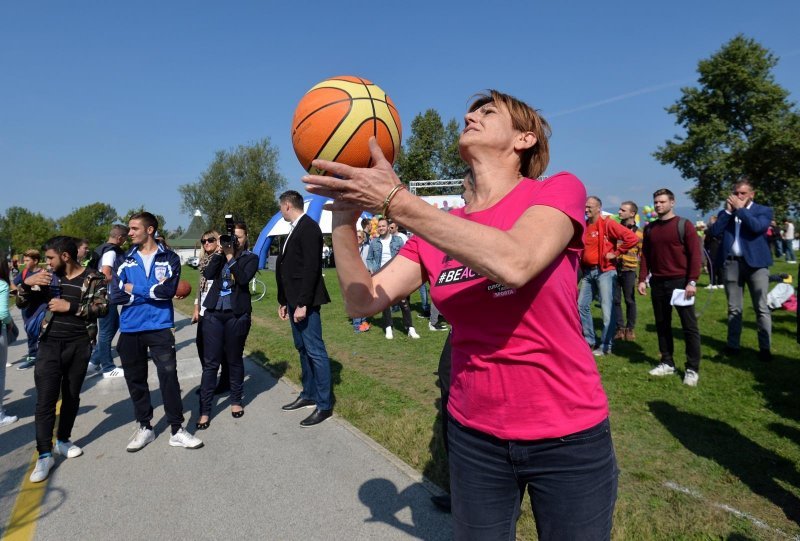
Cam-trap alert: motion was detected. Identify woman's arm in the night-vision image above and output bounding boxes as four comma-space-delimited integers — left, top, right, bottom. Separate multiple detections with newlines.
308, 139, 577, 290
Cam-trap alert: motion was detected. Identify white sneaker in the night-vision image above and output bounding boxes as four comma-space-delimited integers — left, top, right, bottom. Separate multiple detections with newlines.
649, 363, 676, 376
683, 369, 699, 387
103, 367, 125, 378
408, 327, 420, 339
385, 328, 393, 340
30, 455, 54, 483
704, 284, 714, 290
54, 440, 83, 458
126, 426, 155, 452
169, 428, 204, 449
592, 348, 606, 357
788, 260, 797, 264
0, 411, 19, 427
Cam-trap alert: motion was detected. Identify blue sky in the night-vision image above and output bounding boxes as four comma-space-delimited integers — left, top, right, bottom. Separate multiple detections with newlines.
2, 1, 798, 231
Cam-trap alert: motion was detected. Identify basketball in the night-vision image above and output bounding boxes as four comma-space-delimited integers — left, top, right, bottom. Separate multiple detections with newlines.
291, 75, 402, 175
175, 279, 192, 298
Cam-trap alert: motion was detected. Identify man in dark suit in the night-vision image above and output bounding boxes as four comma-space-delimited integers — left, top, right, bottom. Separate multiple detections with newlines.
275, 190, 333, 426
709, 179, 774, 362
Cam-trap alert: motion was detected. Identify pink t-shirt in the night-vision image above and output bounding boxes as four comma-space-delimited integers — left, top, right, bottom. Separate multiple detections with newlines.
400, 172, 608, 440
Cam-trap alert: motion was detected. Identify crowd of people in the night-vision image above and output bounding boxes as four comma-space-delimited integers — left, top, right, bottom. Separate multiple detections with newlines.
1, 87, 798, 539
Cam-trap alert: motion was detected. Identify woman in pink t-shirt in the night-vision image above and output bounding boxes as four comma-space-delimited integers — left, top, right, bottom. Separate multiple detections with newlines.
304, 90, 618, 540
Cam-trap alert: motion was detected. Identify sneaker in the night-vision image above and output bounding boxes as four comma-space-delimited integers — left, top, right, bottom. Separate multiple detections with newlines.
30, 455, 54, 483
704, 284, 715, 290
592, 348, 606, 357
715, 284, 725, 290
758, 349, 772, 363
787, 260, 797, 264
169, 428, 204, 449
54, 440, 83, 458
428, 322, 448, 332
126, 426, 155, 452
358, 322, 371, 332
0, 411, 19, 427
85, 362, 102, 378
649, 363, 676, 376
385, 328, 393, 340
408, 327, 421, 339
417, 312, 431, 319
103, 367, 125, 378
683, 369, 699, 387
17, 357, 35, 370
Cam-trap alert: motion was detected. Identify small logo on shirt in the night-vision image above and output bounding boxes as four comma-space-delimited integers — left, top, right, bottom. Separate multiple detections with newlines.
435, 265, 481, 286
154, 266, 168, 281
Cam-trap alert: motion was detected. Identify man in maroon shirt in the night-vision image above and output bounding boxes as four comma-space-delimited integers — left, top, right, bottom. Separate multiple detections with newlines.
638, 188, 702, 386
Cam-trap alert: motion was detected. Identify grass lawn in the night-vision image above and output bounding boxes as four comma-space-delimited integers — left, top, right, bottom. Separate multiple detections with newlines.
176, 262, 800, 540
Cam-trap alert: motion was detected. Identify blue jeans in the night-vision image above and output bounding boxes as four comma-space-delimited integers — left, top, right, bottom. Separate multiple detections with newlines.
448, 417, 618, 540
578, 268, 617, 351
419, 283, 430, 314
352, 317, 365, 330
784, 239, 796, 262
89, 305, 119, 372
289, 306, 332, 411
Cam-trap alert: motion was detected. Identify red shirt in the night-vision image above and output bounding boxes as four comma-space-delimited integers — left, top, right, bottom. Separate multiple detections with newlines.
399, 173, 609, 440
581, 221, 601, 266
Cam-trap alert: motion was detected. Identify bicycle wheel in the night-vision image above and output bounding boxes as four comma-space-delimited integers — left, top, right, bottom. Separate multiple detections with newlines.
250, 278, 266, 302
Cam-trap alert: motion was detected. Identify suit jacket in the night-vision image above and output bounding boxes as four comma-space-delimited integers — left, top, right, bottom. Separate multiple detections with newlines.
708, 202, 773, 269
276, 215, 330, 308
202, 251, 259, 315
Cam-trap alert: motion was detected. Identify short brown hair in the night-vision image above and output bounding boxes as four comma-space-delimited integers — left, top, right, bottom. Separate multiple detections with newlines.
468, 90, 551, 179
621, 200, 638, 214
23, 249, 40, 261
653, 188, 675, 201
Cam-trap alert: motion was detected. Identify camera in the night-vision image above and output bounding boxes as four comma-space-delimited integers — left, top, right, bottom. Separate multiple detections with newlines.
219, 214, 238, 250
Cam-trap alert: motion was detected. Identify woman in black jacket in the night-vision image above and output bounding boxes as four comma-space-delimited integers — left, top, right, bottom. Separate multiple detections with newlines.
197, 222, 259, 429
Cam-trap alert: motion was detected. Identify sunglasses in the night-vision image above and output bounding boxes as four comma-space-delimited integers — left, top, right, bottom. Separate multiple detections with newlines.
201, 237, 217, 244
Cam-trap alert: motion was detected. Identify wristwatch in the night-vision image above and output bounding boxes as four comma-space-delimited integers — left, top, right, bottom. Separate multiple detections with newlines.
687, 281, 697, 287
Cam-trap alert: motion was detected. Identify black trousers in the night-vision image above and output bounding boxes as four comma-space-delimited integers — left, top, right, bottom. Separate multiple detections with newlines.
34, 338, 91, 454
196, 316, 229, 390
118, 329, 184, 430
613, 270, 638, 330
650, 278, 701, 372
382, 298, 412, 331
437, 332, 452, 456
200, 310, 250, 415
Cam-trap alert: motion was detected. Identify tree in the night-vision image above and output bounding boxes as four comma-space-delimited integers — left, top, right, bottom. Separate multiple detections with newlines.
0, 207, 57, 255
58, 202, 118, 247
179, 138, 287, 234
654, 35, 800, 214
394, 110, 466, 194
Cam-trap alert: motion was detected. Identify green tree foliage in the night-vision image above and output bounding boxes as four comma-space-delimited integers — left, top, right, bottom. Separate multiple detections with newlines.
395, 110, 466, 195
179, 138, 287, 234
0, 207, 57, 255
654, 35, 800, 214
58, 202, 118, 247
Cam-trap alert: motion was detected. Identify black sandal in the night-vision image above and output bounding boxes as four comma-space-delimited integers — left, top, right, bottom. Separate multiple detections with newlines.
231, 408, 244, 419
195, 418, 211, 430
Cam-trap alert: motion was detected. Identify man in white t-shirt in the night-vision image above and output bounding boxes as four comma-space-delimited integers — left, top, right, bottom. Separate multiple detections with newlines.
388, 221, 408, 243
366, 219, 419, 340
87, 224, 129, 378
783, 219, 797, 263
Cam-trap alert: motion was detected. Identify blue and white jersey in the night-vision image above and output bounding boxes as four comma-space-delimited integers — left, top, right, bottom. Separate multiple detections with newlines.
109, 243, 181, 333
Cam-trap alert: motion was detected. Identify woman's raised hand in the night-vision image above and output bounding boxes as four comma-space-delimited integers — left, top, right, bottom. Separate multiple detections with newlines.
303, 137, 402, 215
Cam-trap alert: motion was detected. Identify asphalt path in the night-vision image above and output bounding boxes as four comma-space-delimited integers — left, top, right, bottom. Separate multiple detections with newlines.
0, 310, 451, 540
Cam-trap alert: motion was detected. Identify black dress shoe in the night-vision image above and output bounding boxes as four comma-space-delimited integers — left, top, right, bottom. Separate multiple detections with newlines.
282, 397, 316, 411
758, 349, 772, 362
715, 346, 740, 359
300, 408, 332, 427
430, 494, 451, 513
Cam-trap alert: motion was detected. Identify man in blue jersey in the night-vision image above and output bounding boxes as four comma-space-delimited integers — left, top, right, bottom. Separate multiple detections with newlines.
109, 212, 203, 452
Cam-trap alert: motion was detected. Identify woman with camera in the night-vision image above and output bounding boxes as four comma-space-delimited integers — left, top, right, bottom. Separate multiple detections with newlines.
197, 221, 258, 429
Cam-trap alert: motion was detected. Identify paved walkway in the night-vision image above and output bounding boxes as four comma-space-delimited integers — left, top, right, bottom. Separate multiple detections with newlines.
0, 310, 451, 540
